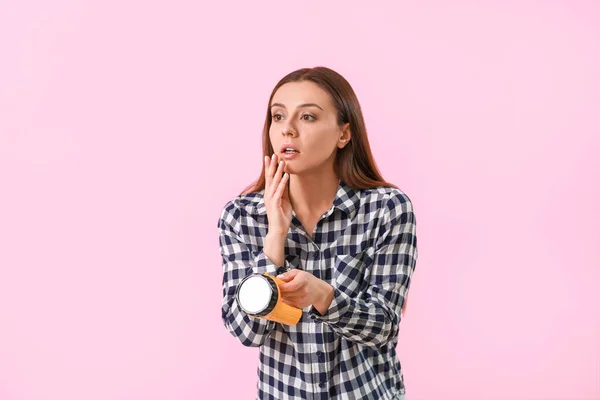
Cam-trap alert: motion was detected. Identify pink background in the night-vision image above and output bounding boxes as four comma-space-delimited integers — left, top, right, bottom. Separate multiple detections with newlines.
1, 1, 598, 399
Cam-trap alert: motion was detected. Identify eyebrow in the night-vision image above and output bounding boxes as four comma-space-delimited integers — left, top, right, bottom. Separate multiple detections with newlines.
270, 102, 324, 111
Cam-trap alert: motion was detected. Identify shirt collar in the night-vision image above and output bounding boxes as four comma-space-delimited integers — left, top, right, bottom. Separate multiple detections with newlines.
254, 179, 360, 219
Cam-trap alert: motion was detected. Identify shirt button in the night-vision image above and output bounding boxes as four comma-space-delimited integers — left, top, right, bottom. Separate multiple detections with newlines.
319, 382, 326, 388
316, 351, 323, 357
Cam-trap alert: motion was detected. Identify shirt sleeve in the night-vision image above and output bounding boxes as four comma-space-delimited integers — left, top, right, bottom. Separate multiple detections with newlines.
218, 201, 282, 347
307, 192, 418, 349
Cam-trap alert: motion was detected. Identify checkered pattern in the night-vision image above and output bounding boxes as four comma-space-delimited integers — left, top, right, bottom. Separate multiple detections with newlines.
218, 180, 418, 400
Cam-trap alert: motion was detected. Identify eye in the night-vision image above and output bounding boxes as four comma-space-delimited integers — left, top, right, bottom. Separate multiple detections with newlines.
301, 114, 316, 121
271, 113, 283, 122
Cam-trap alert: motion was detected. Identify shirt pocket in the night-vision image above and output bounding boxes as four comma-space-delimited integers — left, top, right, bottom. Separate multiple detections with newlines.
333, 249, 373, 296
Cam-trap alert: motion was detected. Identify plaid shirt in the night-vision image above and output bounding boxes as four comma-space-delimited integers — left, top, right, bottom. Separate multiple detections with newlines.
218, 180, 418, 400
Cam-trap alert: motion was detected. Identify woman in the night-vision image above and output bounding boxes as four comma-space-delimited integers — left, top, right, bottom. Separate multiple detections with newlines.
218, 66, 418, 400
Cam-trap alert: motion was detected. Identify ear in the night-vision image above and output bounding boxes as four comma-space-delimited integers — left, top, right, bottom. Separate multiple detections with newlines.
337, 123, 351, 149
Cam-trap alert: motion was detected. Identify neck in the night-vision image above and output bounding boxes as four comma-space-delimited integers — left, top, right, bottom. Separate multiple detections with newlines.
288, 169, 340, 217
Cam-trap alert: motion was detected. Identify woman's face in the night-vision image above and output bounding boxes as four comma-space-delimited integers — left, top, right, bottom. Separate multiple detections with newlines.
269, 81, 350, 176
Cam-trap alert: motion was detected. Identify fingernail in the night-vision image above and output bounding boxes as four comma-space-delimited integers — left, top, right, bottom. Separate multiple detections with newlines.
277, 274, 286, 279
271, 154, 275, 160
264, 156, 268, 163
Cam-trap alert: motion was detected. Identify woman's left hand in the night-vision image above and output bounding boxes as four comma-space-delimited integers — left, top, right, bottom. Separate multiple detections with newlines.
276, 269, 334, 314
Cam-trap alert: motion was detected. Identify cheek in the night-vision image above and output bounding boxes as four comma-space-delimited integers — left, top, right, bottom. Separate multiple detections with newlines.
306, 122, 338, 143
308, 130, 340, 156
268, 129, 281, 150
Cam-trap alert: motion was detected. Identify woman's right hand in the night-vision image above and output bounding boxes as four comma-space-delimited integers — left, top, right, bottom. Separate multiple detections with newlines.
264, 154, 292, 236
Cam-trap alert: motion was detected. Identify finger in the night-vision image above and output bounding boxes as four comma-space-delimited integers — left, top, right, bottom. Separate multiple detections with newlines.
280, 276, 308, 292
267, 154, 279, 194
264, 155, 271, 190
273, 171, 289, 202
277, 269, 300, 281
279, 297, 294, 306
283, 176, 290, 199
280, 291, 304, 301
268, 160, 285, 197
265, 154, 277, 192
276, 274, 292, 283
280, 298, 302, 309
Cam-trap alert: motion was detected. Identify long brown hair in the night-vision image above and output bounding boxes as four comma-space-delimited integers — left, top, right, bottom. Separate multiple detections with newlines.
241, 66, 397, 195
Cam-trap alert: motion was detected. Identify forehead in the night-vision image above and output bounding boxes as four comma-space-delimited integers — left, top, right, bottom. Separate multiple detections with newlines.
271, 81, 333, 108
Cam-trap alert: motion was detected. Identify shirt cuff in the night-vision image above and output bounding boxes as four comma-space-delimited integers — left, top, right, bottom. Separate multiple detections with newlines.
254, 251, 291, 275
308, 287, 350, 323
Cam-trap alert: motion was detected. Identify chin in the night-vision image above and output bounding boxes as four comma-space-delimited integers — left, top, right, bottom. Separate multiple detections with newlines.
284, 162, 312, 175
283, 165, 297, 175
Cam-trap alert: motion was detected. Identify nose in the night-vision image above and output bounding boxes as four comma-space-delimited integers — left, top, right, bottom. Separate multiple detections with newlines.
281, 120, 297, 137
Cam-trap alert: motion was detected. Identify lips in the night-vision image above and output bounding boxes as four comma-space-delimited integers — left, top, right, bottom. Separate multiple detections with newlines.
280, 144, 300, 154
